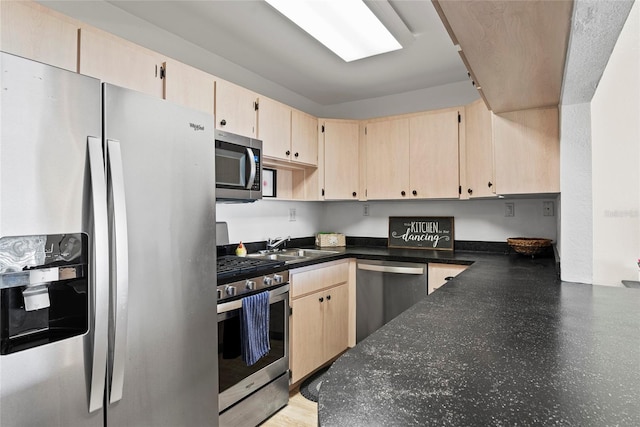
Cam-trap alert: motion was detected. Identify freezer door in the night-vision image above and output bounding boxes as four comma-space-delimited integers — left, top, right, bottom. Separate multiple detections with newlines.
103, 84, 218, 426
0, 53, 104, 426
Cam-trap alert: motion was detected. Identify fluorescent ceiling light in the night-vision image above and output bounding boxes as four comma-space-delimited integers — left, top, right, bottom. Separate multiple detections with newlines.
265, 0, 403, 62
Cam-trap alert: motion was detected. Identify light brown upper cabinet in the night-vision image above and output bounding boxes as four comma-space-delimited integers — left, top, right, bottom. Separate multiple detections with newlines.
409, 108, 460, 199
432, 0, 572, 113
365, 108, 460, 200
1, 1, 79, 72
365, 118, 410, 200
258, 96, 291, 162
259, 100, 318, 167
493, 107, 559, 195
321, 119, 360, 200
215, 78, 258, 138
291, 109, 319, 166
78, 26, 165, 98
162, 60, 215, 116
461, 99, 495, 199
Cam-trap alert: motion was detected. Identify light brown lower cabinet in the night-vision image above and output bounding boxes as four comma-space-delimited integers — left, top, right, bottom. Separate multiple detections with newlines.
289, 261, 350, 384
428, 263, 468, 294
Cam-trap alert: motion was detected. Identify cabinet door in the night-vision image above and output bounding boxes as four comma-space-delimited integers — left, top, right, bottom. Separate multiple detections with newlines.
1, 1, 78, 72
322, 283, 350, 363
428, 264, 468, 294
493, 107, 559, 194
290, 291, 325, 384
215, 78, 257, 138
365, 118, 410, 200
323, 120, 360, 200
258, 96, 291, 161
163, 60, 215, 115
409, 109, 460, 199
78, 27, 164, 98
291, 109, 318, 166
463, 99, 495, 198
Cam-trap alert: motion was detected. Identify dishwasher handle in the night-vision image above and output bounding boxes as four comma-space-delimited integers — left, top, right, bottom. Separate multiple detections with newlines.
357, 263, 425, 275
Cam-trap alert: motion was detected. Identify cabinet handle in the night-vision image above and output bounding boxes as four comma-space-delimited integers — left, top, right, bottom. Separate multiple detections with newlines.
468, 188, 473, 194
412, 190, 417, 196
352, 192, 357, 197
219, 119, 226, 126
488, 181, 493, 188
286, 150, 291, 156
319, 297, 324, 303
401, 191, 406, 196
326, 295, 331, 300
445, 276, 455, 281
294, 152, 299, 158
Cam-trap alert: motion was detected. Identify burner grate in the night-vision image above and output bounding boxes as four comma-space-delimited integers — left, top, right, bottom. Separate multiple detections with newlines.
216, 255, 285, 280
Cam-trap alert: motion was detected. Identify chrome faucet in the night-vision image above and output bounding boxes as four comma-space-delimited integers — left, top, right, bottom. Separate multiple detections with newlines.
266, 236, 290, 251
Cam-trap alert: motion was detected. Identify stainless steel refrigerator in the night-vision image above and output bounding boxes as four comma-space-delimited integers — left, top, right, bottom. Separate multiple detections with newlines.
0, 52, 218, 426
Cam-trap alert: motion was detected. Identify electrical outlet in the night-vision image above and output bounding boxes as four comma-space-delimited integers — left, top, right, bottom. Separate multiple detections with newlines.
543, 201, 555, 216
505, 202, 515, 217
289, 208, 296, 222
363, 204, 370, 216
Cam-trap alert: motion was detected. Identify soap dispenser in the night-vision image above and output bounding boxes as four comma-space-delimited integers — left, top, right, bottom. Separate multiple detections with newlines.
235, 241, 247, 257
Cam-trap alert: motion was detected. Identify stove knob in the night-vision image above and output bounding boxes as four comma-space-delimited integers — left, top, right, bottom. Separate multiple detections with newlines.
263, 276, 273, 286
273, 274, 283, 284
245, 280, 256, 290
225, 285, 237, 296
217, 289, 223, 300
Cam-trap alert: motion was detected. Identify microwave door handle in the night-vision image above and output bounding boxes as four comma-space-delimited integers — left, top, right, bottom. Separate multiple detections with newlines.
245, 147, 256, 190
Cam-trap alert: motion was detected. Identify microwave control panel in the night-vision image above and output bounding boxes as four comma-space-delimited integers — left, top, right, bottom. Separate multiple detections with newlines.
251, 154, 261, 191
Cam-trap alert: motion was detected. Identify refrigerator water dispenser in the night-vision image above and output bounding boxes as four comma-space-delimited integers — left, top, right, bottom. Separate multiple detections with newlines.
0, 233, 89, 355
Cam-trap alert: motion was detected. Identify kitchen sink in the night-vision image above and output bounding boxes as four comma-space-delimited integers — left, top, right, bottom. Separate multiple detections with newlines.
246, 248, 340, 264
279, 248, 340, 257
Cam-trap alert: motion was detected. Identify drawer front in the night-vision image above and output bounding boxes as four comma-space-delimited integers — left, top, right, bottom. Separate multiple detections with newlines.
291, 260, 349, 299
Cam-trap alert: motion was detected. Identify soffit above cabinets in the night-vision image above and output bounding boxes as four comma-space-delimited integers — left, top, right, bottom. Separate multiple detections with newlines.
433, 0, 574, 113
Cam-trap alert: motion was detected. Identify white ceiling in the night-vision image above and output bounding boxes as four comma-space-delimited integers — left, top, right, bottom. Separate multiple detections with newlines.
42, 0, 470, 109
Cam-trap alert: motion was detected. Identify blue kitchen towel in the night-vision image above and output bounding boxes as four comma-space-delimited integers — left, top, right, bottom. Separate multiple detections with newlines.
241, 291, 270, 366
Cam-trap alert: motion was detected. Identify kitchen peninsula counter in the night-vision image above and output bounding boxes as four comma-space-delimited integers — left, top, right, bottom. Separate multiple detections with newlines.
316, 249, 640, 426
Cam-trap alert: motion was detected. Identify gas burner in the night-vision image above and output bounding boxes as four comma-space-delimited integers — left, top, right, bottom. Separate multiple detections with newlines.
216, 255, 285, 281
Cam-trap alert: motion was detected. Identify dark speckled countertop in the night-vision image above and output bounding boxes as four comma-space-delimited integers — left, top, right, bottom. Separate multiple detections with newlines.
313, 248, 640, 426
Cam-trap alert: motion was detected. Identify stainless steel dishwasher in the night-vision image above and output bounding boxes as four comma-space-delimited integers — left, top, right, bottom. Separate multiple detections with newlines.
356, 260, 428, 343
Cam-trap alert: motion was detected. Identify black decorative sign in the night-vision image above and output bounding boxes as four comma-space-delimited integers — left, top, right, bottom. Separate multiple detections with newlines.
388, 216, 454, 251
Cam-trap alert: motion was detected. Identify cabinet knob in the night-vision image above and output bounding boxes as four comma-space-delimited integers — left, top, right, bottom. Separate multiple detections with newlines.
468, 188, 473, 194
319, 297, 324, 303
401, 191, 406, 196
444, 276, 455, 281
294, 152, 299, 158
326, 295, 331, 300
286, 150, 291, 156
352, 191, 357, 197
219, 119, 226, 126
412, 190, 417, 196
488, 181, 493, 188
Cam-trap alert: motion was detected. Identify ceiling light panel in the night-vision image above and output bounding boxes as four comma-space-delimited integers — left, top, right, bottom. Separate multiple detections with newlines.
265, 0, 402, 62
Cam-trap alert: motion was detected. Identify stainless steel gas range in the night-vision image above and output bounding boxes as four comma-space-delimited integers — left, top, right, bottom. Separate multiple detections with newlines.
216, 255, 290, 427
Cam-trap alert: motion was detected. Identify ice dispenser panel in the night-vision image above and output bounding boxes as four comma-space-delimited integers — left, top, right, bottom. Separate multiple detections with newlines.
0, 233, 88, 355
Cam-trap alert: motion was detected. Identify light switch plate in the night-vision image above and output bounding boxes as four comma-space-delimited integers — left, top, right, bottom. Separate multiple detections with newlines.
505, 202, 515, 217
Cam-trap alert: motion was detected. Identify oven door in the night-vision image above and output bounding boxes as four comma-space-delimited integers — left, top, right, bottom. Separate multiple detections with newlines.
217, 284, 289, 413
215, 136, 262, 200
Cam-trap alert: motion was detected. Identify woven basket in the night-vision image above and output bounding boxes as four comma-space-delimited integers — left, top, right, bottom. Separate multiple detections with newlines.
507, 237, 552, 256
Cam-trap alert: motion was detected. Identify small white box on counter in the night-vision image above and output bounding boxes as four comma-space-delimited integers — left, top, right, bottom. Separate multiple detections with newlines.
315, 233, 345, 247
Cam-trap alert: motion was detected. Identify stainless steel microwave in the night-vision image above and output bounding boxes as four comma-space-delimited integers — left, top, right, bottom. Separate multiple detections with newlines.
215, 130, 262, 201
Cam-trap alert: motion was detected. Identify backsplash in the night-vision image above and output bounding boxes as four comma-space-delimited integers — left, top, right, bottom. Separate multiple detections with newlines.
215, 197, 559, 245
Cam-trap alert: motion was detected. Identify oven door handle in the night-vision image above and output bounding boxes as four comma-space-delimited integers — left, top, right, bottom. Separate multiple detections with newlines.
217, 284, 289, 314
244, 147, 256, 190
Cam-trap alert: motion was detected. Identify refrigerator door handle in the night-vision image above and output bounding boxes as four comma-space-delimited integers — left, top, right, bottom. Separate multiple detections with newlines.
87, 136, 109, 413
245, 147, 256, 190
106, 139, 129, 404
